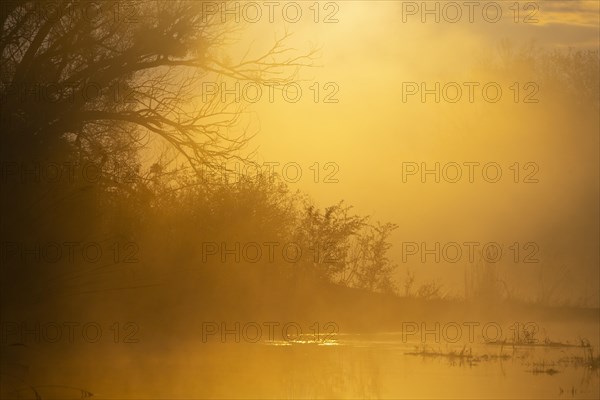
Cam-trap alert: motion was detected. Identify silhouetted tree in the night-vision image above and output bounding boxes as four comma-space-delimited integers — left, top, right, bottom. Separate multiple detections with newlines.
1, 0, 316, 172
0, 0, 316, 304
294, 201, 365, 282
343, 222, 398, 293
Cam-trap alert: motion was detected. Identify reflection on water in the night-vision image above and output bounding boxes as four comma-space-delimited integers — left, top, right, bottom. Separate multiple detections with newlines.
2, 331, 599, 399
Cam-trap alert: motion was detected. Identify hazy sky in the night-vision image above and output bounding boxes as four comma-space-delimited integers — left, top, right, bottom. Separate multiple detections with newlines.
219, 1, 600, 303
